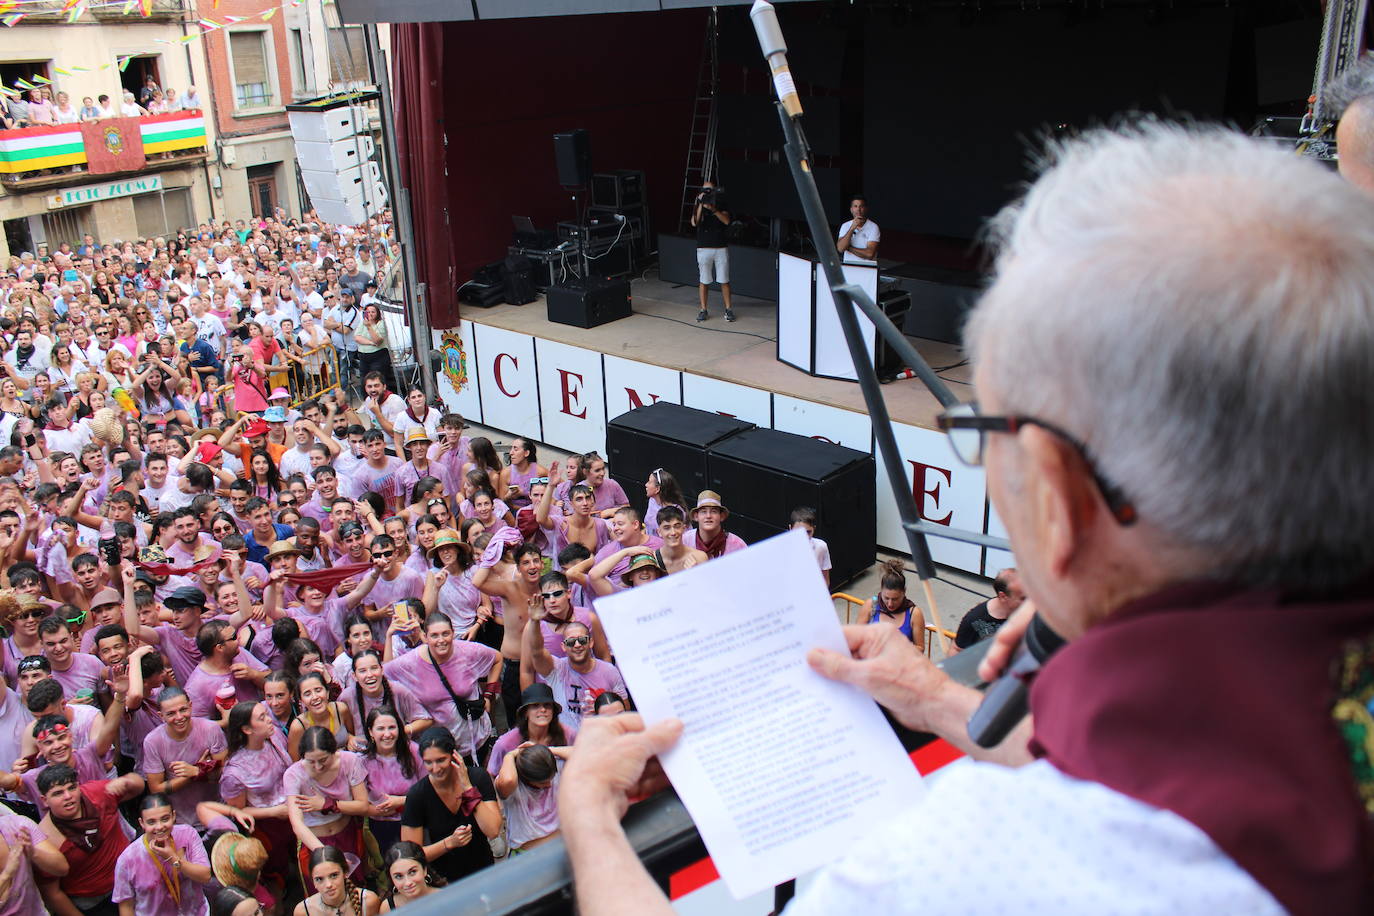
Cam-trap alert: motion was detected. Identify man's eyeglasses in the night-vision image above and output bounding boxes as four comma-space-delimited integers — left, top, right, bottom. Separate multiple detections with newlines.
371, 550, 394, 559
936, 402, 1137, 526
529, 477, 549, 485
279, 498, 296, 507
562, 635, 591, 648
540, 589, 566, 601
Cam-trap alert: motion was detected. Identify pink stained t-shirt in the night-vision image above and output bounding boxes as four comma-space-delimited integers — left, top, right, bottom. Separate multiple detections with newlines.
361, 742, 421, 822
151, 623, 203, 687
383, 644, 499, 752
183, 650, 269, 718
541, 657, 627, 732
435, 569, 482, 632
281, 750, 367, 828
112, 823, 210, 916
47, 651, 107, 703
220, 730, 291, 809
363, 568, 424, 641
142, 718, 228, 826
0, 816, 54, 916
340, 680, 426, 737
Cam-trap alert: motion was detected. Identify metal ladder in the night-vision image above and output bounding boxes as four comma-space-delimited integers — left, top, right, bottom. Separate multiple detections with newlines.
678, 7, 720, 232
1300, 0, 1369, 159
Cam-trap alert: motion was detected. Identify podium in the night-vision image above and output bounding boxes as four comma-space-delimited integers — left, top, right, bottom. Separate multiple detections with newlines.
776, 252, 880, 382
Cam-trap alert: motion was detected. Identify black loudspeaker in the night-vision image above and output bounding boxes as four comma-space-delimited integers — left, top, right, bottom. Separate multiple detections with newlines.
706, 428, 875, 587
546, 277, 631, 329
553, 129, 591, 187
606, 403, 755, 515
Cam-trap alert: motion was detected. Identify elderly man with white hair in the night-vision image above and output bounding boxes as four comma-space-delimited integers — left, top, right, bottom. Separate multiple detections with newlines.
1324, 58, 1374, 194
559, 120, 1374, 914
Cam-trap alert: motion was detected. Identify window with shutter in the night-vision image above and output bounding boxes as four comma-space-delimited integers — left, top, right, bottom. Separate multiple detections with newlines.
229, 31, 273, 109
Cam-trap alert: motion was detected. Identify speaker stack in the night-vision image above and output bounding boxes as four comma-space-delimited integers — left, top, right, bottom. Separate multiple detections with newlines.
606, 404, 876, 587
288, 93, 388, 226
606, 402, 755, 515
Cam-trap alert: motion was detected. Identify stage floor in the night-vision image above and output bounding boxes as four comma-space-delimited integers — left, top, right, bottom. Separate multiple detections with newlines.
461, 273, 973, 432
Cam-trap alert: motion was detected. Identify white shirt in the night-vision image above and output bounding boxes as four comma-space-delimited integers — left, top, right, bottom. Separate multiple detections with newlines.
838, 218, 881, 260
43, 420, 92, 456
279, 445, 314, 480
324, 304, 362, 351
119, 102, 142, 117
4, 345, 47, 381
785, 758, 1282, 915
157, 485, 196, 514
365, 393, 407, 431
192, 314, 227, 353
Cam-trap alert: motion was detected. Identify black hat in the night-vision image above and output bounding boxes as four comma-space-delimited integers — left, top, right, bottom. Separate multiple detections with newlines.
516, 683, 562, 718
133, 569, 158, 585
163, 586, 208, 610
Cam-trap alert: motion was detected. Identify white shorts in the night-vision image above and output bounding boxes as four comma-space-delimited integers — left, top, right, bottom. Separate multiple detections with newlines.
696, 247, 729, 285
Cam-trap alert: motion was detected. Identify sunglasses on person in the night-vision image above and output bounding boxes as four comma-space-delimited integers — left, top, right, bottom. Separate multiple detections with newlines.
562, 635, 591, 648
540, 589, 566, 601
16, 608, 45, 622
35, 721, 69, 741
17, 656, 48, 672
279, 497, 297, 507
63, 608, 87, 627
371, 550, 394, 559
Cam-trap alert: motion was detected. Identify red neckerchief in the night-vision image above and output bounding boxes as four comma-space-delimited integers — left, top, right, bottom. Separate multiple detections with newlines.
284, 561, 374, 595
1029, 580, 1374, 915
694, 525, 729, 559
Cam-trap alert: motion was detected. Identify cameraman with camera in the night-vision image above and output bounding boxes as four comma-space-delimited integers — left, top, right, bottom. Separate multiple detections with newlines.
691, 180, 734, 323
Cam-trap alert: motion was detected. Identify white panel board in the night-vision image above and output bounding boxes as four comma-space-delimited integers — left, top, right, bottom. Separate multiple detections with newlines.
874, 421, 986, 574
432, 321, 481, 424
681, 373, 772, 429
812, 262, 878, 381
472, 324, 541, 441
770, 395, 872, 452
603, 354, 683, 422
776, 252, 814, 371
983, 502, 1016, 579
535, 339, 607, 456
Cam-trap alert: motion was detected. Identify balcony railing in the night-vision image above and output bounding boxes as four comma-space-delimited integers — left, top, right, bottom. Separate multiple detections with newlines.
0, 111, 208, 190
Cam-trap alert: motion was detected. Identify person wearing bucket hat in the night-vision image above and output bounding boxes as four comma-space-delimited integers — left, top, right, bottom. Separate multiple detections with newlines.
486, 682, 574, 779
262, 405, 288, 425
683, 490, 747, 559
521, 618, 625, 732
395, 426, 456, 517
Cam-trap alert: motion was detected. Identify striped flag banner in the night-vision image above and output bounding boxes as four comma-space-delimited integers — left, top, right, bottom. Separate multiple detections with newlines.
0, 125, 84, 173
139, 111, 207, 155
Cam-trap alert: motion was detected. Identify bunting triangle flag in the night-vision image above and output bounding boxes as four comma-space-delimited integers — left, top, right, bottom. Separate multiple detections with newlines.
262, 7, 276, 18
0, 12, 21, 25
31, 75, 51, 85
117, 56, 131, 71
140, 0, 152, 16
53, 67, 72, 76
0, 2, 18, 13
14, 78, 33, 89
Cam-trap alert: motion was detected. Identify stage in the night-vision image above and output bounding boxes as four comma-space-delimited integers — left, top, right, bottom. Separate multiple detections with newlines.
457, 273, 972, 431
432, 273, 1008, 579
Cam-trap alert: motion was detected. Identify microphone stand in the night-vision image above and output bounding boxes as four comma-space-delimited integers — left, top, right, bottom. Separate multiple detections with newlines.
754, 3, 968, 629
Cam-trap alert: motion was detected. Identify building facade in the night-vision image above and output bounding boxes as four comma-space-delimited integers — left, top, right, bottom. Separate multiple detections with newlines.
0, 0, 213, 259
201, 0, 384, 225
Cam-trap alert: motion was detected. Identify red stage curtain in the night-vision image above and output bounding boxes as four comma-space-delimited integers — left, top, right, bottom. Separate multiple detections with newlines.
391, 22, 458, 327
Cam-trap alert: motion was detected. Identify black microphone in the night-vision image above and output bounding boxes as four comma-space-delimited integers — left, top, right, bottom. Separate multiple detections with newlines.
965, 614, 1065, 748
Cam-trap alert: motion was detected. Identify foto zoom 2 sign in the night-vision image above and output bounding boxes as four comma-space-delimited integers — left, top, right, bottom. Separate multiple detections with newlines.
436, 321, 1001, 576
48, 175, 163, 209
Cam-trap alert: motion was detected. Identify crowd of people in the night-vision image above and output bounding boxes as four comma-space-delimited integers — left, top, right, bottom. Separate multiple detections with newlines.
2, 76, 204, 130
0, 193, 882, 916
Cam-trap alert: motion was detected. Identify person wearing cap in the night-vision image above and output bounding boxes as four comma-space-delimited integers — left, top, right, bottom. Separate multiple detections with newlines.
393, 427, 456, 514
220, 413, 288, 479
76, 588, 124, 655
682, 490, 747, 559
520, 619, 625, 733
119, 567, 221, 686
280, 416, 340, 482
585, 547, 667, 601
486, 683, 575, 779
